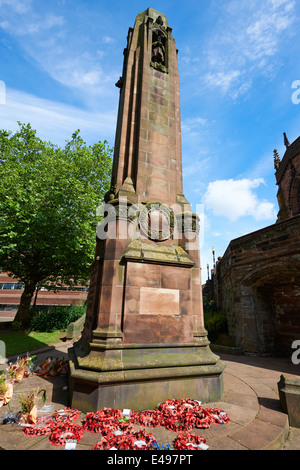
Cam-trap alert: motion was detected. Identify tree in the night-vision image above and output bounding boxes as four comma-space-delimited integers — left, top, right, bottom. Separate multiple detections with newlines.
0, 122, 113, 326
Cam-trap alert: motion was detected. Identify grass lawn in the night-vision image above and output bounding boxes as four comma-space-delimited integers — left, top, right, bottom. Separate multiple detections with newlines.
0, 330, 66, 358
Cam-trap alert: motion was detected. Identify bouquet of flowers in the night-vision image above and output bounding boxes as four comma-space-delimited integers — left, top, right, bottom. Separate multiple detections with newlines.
0, 374, 13, 407
17, 389, 46, 425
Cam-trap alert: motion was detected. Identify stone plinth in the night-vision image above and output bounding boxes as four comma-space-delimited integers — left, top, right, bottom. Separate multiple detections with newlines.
278, 374, 300, 428
69, 338, 224, 412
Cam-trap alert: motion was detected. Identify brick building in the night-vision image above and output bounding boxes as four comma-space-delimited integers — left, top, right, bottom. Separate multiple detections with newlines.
211, 133, 300, 356
0, 271, 88, 321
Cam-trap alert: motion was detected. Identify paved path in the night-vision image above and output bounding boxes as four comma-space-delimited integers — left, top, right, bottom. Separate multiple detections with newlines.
0, 341, 299, 451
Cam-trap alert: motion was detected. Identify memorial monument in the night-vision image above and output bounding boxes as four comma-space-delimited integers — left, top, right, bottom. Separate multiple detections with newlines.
68, 8, 225, 412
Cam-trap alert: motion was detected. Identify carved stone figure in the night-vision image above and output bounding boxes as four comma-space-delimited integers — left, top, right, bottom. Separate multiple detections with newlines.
151, 16, 167, 65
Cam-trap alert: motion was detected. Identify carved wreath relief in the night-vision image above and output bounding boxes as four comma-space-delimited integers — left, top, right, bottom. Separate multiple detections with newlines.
139, 202, 174, 241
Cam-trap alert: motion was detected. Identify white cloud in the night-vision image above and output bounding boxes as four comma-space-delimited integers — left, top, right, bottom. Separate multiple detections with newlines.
181, 116, 208, 139
183, 157, 211, 178
202, 178, 276, 222
102, 36, 115, 44
268, 0, 294, 11
0, 88, 117, 146
0, 8, 64, 36
53, 58, 104, 89
0, 2, 118, 101
24, 14, 64, 35
205, 70, 241, 94
204, 0, 297, 98
245, 4, 295, 60
0, 0, 31, 14
182, 117, 207, 130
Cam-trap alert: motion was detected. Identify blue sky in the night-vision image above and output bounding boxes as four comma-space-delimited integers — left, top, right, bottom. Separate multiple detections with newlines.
1, 0, 300, 281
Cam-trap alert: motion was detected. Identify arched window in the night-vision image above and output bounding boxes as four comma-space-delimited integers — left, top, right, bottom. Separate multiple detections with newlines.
289, 176, 300, 216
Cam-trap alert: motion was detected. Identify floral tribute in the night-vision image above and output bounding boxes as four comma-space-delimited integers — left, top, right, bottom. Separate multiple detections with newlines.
34, 357, 69, 378
21, 399, 230, 450
0, 356, 69, 410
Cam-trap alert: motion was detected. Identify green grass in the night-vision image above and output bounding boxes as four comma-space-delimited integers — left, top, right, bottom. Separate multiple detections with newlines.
0, 330, 65, 357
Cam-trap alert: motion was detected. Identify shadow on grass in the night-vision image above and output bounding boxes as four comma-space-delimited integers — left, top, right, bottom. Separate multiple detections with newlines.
0, 330, 64, 358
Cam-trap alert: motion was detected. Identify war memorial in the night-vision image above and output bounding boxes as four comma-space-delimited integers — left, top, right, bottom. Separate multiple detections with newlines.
68, 8, 225, 412
1, 7, 300, 452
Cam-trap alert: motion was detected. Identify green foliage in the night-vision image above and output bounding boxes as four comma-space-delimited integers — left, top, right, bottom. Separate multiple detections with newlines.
0, 122, 112, 323
203, 301, 228, 343
29, 304, 86, 332
38, 389, 47, 406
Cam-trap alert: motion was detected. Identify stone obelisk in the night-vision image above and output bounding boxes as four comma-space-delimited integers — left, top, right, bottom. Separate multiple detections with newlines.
68, 8, 225, 412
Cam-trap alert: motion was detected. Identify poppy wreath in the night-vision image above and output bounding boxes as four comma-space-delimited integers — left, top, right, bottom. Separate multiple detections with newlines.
174, 433, 209, 451
155, 399, 202, 432
101, 421, 135, 437
23, 420, 56, 437
158, 399, 202, 414
92, 434, 138, 451
52, 407, 81, 424
126, 409, 138, 423
164, 417, 193, 433
93, 408, 123, 423
49, 423, 84, 447
99, 423, 125, 436
119, 420, 135, 433
22, 408, 80, 437
192, 408, 230, 429
159, 399, 229, 431
158, 399, 202, 419
193, 415, 212, 429
92, 429, 156, 451
82, 412, 103, 433
109, 433, 136, 450
131, 429, 156, 450
157, 399, 181, 417
93, 438, 113, 450
203, 408, 230, 425
134, 410, 164, 428
21, 398, 229, 444
82, 408, 124, 433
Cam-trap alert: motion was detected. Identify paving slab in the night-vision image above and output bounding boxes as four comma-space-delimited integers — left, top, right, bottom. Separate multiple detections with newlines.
0, 343, 299, 451
283, 427, 300, 450
230, 418, 288, 450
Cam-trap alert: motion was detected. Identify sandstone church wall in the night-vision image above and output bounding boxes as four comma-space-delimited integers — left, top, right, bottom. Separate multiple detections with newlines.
216, 215, 300, 355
